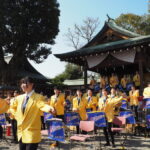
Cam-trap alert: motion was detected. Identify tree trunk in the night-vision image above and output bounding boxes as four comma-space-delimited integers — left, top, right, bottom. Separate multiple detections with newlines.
0, 48, 8, 84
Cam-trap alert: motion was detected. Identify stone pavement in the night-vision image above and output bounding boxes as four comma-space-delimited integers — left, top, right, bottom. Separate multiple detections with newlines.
0, 132, 150, 150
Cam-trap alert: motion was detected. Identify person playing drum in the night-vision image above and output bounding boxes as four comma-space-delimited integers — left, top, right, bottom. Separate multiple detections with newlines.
133, 71, 140, 89
49, 86, 66, 147
109, 73, 119, 88
129, 85, 139, 120
103, 88, 123, 147
72, 89, 88, 134
121, 75, 127, 90
98, 89, 107, 112
143, 82, 150, 115
86, 89, 98, 112
0, 93, 10, 139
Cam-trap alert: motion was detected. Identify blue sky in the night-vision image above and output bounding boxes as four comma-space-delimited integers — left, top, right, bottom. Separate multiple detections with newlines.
30, 0, 148, 78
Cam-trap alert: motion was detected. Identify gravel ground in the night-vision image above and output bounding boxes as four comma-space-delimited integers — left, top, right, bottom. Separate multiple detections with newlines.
0, 130, 150, 150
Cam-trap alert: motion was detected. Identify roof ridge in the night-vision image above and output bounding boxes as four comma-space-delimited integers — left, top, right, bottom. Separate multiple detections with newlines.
106, 19, 140, 37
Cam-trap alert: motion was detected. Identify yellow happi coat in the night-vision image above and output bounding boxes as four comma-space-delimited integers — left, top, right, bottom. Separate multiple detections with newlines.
86, 96, 98, 111
0, 98, 9, 114
72, 97, 88, 120
133, 74, 140, 87
98, 96, 107, 112
104, 95, 123, 122
129, 90, 139, 106
9, 92, 53, 143
121, 77, 127, 88
143, 87, 150, 98
50, 93, 65, 115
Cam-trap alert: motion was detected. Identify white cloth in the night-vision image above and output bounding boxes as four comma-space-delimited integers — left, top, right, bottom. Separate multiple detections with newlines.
111, 50, 136, 63
86, 54, 108, 68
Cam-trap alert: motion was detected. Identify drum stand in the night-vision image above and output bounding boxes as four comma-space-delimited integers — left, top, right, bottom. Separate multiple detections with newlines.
98, 129, 103, 150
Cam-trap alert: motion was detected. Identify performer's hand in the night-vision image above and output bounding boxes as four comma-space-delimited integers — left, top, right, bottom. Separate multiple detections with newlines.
6, 99, 10, 105
73, 109, 78, 113
63, 102, 66, 106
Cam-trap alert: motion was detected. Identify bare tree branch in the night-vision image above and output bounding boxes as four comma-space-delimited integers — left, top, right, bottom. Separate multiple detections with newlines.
64, 17, 100, 50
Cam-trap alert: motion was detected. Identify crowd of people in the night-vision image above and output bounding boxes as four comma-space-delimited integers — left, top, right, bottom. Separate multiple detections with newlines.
90, 71, 140, 92
0, 75, 150, 150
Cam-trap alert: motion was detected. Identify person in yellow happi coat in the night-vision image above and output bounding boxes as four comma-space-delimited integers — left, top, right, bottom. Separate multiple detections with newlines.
103, 88, 123, 147
86, 89, 98, 112
121, 75, 127, 89
49, 87, 65, 118
133, 71, 140, 89
72, 90, 88, 134
109, 73, 119, 88
9, 77, 54, 150
98, 89, 107, 112
49, 87, 66, 147
100, 76, 106, 89
143, 82, 150, 114
8, 91, 20, 143
64, 90, 74, 112
0, 97, 9, 114
129, 85, 139, 120
143, 82, 150, 99
73, 90, 87, 121
0, 93, 10, 139
105, 88, 123, 123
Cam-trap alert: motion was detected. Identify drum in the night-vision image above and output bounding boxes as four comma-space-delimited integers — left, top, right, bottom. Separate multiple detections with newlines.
119, 111, 136, 124
86, 109, 92, 112
64, 112, 80, 126
87, 111, 106, 127
46, 118, 65, 142
118, 84, 124, 92
105, 84, 111, 92
65, 99, 72, 112
144, 98, 150, 109
0, 114, 6, 125
120, 100, 128, 110
44, 112, 53, 123
126, 83, 133, 91
146, 115, 150, 129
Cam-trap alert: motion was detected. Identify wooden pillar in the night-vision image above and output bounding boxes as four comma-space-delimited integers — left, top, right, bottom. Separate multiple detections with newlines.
139, 57, 144, 94
83, 66, 87, 88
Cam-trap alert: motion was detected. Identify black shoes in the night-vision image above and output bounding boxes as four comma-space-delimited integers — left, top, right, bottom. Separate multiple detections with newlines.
112, 143, 116, 148
104, 143, 110, 146
11, 140, 19, 144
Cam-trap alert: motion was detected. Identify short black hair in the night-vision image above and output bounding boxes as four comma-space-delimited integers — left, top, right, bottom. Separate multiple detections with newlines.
14, 90, 19, 94
54, 86, 60, 90
87, 88, 93, 92
20, 76, 34, 84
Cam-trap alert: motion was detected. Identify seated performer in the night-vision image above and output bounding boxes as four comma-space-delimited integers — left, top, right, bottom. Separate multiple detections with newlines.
96, 89, 102, 100
129, 85, 139, 120
86, 89, 98, 112
72, 89, 88, 134
100, 76, 106, 89
121, 75, 127, 90
90, 76, 96, 89
49, 87, 65, 147
103, 88, 123, 147
9, 76, 54, 150
0, 93, 10, 139
109, 73, 119, 88
143, 82, 150, 115
133, 71, 140, 89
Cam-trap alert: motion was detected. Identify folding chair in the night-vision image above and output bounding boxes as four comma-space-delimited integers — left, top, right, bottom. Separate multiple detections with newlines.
111, 116, 127, 149
70, 121, 95, 149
